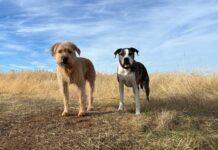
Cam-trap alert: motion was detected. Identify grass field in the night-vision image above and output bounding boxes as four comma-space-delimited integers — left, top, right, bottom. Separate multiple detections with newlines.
0, 71, 218, 149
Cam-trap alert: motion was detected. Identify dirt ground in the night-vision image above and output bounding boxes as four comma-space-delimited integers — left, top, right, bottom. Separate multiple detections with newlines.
0, 93, 218, 150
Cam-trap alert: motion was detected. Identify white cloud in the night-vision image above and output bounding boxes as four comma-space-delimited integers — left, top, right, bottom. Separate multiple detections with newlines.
9, 64, 31, 70
2, 43, 31, 52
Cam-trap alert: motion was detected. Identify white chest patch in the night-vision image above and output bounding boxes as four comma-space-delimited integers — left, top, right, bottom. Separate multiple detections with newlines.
117, 64, 136, 87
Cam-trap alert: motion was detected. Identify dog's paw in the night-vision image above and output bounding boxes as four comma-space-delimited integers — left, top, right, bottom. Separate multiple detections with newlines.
118, 108, 124, 112
87, 106, 94, 111
118, 103, 124, 111
135, 111, 141, 115
62, 111, 70, 117
78, 111, 86, 117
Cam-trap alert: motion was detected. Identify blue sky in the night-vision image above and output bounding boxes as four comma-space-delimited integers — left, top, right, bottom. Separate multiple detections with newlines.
0, 0, 218, 73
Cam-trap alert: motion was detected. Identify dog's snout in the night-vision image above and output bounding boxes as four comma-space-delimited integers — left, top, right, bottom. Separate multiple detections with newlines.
62, 57, 68, 64
124, 57, 130, 64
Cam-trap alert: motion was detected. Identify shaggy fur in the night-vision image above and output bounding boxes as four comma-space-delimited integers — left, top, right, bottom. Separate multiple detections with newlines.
50, 42, 96, 116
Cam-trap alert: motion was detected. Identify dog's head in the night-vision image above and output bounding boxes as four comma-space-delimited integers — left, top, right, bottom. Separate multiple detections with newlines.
114, 47, 139, 69
50, 42, 80, 66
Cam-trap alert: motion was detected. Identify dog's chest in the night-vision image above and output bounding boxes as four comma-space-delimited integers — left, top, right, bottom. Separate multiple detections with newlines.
117, 66, 136, 87
57, 67, 78, 84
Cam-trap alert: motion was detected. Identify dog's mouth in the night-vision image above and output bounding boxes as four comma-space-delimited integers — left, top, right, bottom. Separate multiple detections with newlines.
124, 64, 130, 68
58, 61, 67, 65
122, 63, 132, 69
58, 57, 69, 66
58, 61, 69, 67
61, 61, 68, 65
123, 62, 131, 68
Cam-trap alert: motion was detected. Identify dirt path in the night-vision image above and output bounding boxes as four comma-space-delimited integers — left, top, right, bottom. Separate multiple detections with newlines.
0, 94, 217, 150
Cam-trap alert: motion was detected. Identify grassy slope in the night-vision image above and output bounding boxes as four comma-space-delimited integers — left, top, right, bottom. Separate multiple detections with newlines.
0, 71, 218, 149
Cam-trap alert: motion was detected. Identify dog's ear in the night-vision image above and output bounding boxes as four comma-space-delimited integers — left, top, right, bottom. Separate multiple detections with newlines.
75, 46, 81, 56
67, 42, 81, 56
114, 48, 122, 58
50, 42, 60, 56
129, 47, 139, 56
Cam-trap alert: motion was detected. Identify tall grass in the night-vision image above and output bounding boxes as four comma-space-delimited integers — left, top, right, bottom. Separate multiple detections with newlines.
0, 71, 217, 101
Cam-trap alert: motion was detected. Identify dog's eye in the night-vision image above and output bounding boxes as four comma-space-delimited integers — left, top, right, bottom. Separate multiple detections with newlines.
68, 50, 72, 54
129, 53, 133, 56
58, 50, 63, 53
120, 52, 125, 57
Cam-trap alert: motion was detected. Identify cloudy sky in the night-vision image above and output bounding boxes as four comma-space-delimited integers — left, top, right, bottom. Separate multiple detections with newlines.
0, 0, 217, 73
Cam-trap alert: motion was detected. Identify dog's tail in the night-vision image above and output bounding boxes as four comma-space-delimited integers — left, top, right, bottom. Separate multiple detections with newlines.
140, 83, 143, 89
143, 73, 150, 101
139, 80, 150, 101
144, 82, 150, 101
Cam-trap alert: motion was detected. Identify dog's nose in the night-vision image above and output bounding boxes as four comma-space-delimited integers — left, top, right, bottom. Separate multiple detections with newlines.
62, 57, 68, 64
124, 57, 130, 64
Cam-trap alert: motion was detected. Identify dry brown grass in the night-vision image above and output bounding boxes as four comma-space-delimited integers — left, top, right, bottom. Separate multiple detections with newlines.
0, 71, 218, 149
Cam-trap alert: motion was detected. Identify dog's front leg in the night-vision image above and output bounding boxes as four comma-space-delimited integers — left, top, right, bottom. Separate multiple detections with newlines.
133, 84, 140, 115
78, 85, 87, 116
118, 82, 124, 111
60, 81, 70, 116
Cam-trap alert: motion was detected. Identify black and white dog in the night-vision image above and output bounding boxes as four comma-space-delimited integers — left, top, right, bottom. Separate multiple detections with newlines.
114, 47, 150, 115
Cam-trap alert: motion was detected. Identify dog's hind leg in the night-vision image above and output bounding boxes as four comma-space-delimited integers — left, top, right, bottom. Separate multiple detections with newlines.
87, 80, 95, 111
133, 83, 140, 115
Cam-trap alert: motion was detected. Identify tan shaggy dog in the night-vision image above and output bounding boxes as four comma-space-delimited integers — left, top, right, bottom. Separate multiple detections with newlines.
50, 42, 96, 116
